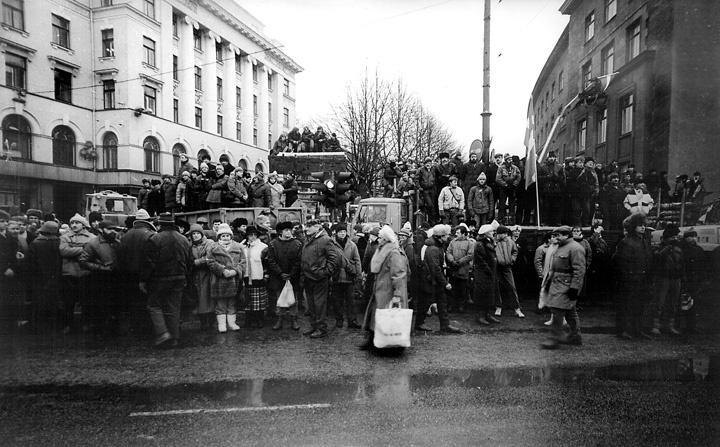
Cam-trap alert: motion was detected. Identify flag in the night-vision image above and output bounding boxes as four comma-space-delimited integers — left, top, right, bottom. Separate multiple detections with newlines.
599, 72, 618, 91
524, 97, 537, 190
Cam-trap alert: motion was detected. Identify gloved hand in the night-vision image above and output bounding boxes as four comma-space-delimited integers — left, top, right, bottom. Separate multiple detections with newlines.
567, 288, 579, 301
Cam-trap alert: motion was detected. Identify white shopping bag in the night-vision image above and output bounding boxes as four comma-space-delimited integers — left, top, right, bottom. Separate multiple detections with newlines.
374, 302, 412, 349
277, 280, 296, 307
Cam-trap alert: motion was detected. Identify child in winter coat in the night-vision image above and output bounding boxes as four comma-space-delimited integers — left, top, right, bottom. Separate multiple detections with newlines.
207, 223, 246, 332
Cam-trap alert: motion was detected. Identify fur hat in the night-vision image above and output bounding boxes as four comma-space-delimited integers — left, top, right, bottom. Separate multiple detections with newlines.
378, 225, 397, 244
333, 223, 347, 233
26, 209, 43, 219
69, 213, 89, 228
0, 210, 10, 220
38, 221, 59, 234
623, 212, 647, 231
431, 224, 451, 237
244, 225, 259, 237
496, 225, 511, 235
135, 209, 151, 221
663, 224, 681, 240
88, 211, 103, 223
216, 223, 233, 237
438, 152, 450, 160
275, 221, 294, 233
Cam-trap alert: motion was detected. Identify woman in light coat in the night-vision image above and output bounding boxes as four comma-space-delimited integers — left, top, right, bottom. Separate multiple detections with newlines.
189, 224, 215, 330
207, 223, 245, 332
361, 225, 408, 350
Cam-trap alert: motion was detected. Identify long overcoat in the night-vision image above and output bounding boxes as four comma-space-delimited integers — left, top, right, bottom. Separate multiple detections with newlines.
543, 238, 586, 309
473, 236, 499, 309
363, 243, 408, 331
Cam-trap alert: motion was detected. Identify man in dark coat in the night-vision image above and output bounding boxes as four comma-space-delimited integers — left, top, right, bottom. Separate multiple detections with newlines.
1, 210, 21, 332
300, 219, 339, 339
417, 158, 437, 223
283, 171, 300, 207
267, 221, 303, 331
473, 225, 501, 325
161, 174, 178, 214
26, 221, 62, 332
598, 173, 625, 231
537, 151, 564, 226
414, 224, 463, 333
139, 213, 192, 348
147, 179, 165, 217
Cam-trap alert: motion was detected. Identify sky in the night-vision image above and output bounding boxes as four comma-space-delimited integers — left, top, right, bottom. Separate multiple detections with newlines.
242, 0, 569, 158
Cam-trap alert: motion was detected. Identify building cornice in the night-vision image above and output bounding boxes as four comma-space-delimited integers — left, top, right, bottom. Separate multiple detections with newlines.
0, 37, 36, 58
559, 0, 580, 15
47, 55, 81, 76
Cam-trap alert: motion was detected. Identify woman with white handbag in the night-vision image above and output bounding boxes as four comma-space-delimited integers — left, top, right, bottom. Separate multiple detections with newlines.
360, 226, 411, 351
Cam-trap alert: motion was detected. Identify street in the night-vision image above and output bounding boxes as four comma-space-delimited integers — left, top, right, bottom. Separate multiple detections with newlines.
1, 300, 719, 446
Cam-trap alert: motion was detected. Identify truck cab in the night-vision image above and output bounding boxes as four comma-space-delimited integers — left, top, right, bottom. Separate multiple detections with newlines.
86, 190, 137, 227
349, 198, 409, 238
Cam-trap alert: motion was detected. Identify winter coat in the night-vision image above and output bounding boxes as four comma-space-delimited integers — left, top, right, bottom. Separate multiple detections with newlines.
422, 236, 448, 288
543, 238, 586, 309
283, 179, 299, 207
206, 175, 228, 204
576, 168, 599, 199
147, 189, 165, 216
612, 232, 653, 283
249, 181, 272, 207
468, 184, 493, 215
433, 163, 457, 190
137, 187, 151, 210
162, 182, 177, 209
459, 160, 486, 192
623, 190, 654, 214
117, 220, 156, 277
26, 234, 62, 307
241, 239, 267, 282
599, 184, 625, 218
401, 238, 419, 296
59, 229, 95, 277
226, 175, 248, 206
574, 237, 592, 269
534, 242, 551, 278
0, 232, 19, 276
473, 236, 498, 308
268, 181, 285, 208
207, 240, 245, 299
267, 237, 303, 291
496, 163, 521, 189
495, 237, 518, 267
175, 180, 188, 207
140, 227, 192, 282
417, 166, 436, 190
190, 237, 215, 314
538, 161, 565, 194
438, 186, 465, 212
680, 240, 706, 284
301, 231, 339, 281
446, 235, 474, 279
363, 242, 409, 331
196, 174, 212, 205
653, 241, 685, 280
177, 160, 194, 176
333, 236, 361, 284
362, 240, 378, 273
79, 235, 119, 273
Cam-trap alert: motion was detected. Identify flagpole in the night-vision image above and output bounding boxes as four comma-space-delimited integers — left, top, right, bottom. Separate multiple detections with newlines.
535, 171, 541, 228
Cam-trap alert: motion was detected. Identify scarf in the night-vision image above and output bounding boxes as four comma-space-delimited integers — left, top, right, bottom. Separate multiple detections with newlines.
370, 241, 399, 273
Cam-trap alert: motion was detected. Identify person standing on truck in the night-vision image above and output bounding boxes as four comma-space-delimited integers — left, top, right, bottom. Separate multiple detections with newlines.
417, 157, 438, 224
283, 171, 300, 207
137, 179, 151, 211
249, 172, 272, 208
161, 175, 178, 215
460, 152, 485, 210
267, 172, 285, 209
301, 219, 339, 339
468, 173, 494, 227
537, 151, 564, 226
206, 165, 229, 209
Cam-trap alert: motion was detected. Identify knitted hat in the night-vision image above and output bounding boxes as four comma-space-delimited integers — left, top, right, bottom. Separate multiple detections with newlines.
135, 209, 151, 221
69, 213, 89, 228
378, 225, 397, 244
398, 228, 413, 238
216, 223, 233, 237
189, 224, 204, 236
477, 172, 487, 181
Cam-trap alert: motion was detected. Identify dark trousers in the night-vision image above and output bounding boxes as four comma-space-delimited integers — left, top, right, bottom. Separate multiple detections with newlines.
147, 279, 185, 340
572, 197, 593, 226
415, 284, 450, 328
331, 282, 356, 323
540, 192, 562, 226
420, 190, 436, 223
497, 265, 520, 310
618, 278, 649, 335
86, 272, 120, 332
498, 187, 516, 223
305, 277, 329, 332
549, 305, 580, 340
449, 276, 468, 311
60, 276, 87, 329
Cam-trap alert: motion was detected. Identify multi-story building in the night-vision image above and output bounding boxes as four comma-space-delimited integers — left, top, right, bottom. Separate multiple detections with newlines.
532, 0, 720, 198
0, 0, 302, 219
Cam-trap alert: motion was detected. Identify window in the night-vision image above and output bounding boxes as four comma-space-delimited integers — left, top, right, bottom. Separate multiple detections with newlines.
172, 13, 178, 37
551, 82, 555, 100
577, 119, 587, 153
2, 0, 24, 30
545, 92, 549, 109
268, 134, 272, 150
601, 44, 614, 75
52, 125, 75, 166
172, 143, 185, 174
620, 93, 634, 134
102, 132, 117, 170
197, 149, 210, 163
235, 54, 242, 73
103, 80, 115, 109
143, 37, 156, 67
5, 52, 25, 89
101, 29, 114, 57
283, 107, 289, 127
283, 78, 290, 96
217, 77, 223, 100
585, 11, 595, 41
267, 72, 273, 90
252, 64, 257, 82
236, 87, 241, 108
101, 0, 113, 5
173, 99, 179, 123
143, 0, 154, 19
194, 66, 202, 90
173, 55, 178, 81
195, 107, 202, 129
253, 127, 257, 145
605, 0, 616, 22
236, 122, 241, 140
627, 20, 641, 61
1, 114, 31, 160
268, 103, 272, 122
596, 109, 607, 144
52, 14, 70, 48
54, 69, 72, 103
215, 42, 223, 63
558, 70, 564, 91
193, 28, 202, 51
582, 61, 593, 84
143, 136, 160, 173
217, 116, 223, 135
253, 95, 257, 116
143, 85, 156, 114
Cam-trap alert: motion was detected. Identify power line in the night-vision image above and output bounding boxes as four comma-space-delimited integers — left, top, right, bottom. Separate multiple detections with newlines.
362, 0, 457, 26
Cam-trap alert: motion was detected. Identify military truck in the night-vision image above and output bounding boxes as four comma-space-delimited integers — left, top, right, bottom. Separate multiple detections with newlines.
86, 190, 137, 227
174, 207, 305, 228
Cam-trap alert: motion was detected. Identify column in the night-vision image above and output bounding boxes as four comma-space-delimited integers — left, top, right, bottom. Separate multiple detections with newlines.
179, 16, 196, 126
202, 31, 218, 133
223, 45, 238, 139
257, 63, 269, 150
240, 55, 254, 146
269, 69, 283, 139
160, 6, 174, 121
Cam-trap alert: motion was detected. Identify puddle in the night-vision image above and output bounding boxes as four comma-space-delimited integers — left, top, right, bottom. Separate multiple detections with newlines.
5, 355, 717, 410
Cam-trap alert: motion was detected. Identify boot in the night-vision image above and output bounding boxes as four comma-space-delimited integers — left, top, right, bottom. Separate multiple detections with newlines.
290, 316, 301, 331
666, 319, 681, 335
272, 315, 284, 331
650, 318, 661, 336
254, 311, 264, 329
216, 314, 227, 333
227, 314, 240, 331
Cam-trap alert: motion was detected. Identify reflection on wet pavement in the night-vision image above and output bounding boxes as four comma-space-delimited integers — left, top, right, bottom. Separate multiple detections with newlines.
6, 356, 717, 412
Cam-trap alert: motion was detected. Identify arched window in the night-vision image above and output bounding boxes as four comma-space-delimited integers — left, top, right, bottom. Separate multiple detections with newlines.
173, 143, 186, 175
1, 114, 32, 160
237, 159, 248, 171
52, 125, 75, 166
143, 136, 160, 173
103, 132, 118, 170
197, 149, 210, 164
254, 163, 264, 173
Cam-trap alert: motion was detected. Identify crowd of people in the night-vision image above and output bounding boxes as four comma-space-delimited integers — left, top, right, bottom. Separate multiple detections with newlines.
270, 126, 341, 155
0, 198, 712, 350
380, 150, 708, 229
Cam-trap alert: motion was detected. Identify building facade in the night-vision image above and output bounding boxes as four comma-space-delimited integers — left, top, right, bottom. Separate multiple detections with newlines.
0, 0, 302, 219
532, 0, 720, 198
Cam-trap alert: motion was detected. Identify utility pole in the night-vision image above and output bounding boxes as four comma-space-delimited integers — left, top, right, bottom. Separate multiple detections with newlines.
481, 0, 492, 165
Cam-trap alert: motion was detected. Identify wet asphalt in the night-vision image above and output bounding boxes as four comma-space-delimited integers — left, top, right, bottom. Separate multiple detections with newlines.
1, 295, 719, 446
